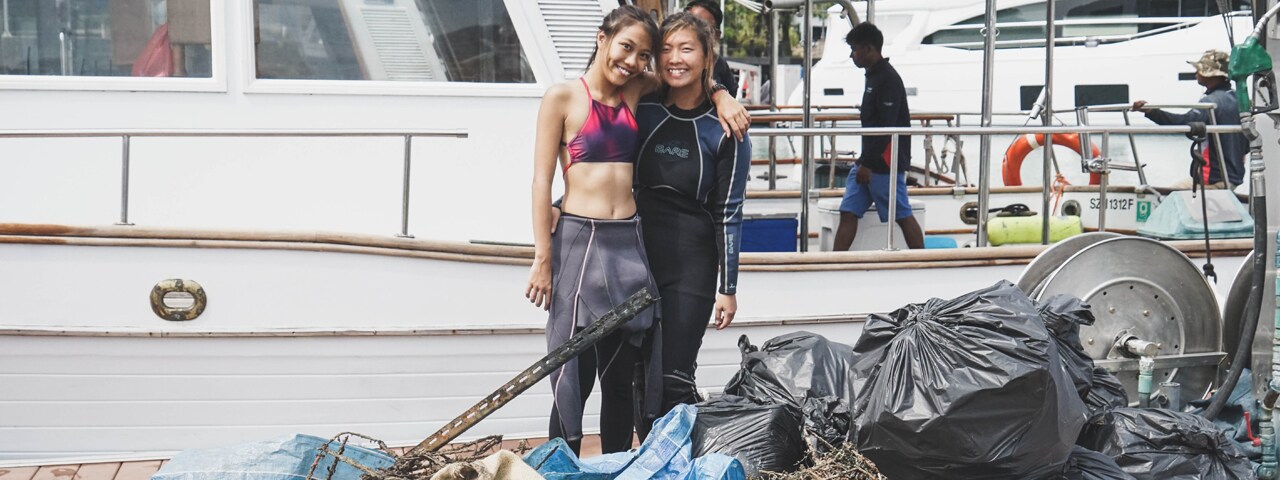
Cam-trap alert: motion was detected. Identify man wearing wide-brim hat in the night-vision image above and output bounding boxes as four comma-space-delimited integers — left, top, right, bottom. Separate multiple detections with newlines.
1133, 49, 1247, 190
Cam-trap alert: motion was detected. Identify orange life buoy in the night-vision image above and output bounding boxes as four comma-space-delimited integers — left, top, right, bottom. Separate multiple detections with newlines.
1001, 133, 1103, 186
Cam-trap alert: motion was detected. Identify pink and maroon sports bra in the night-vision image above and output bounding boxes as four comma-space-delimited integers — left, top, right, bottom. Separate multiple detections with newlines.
563, 78, 639, 172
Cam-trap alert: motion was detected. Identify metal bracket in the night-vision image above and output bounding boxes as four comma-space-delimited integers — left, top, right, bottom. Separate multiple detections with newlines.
1096, 351, 1226, 372
1083, 157, 1121, 174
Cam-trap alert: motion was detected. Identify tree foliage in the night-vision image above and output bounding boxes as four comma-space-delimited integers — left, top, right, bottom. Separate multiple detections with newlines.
721, 3, 798, 58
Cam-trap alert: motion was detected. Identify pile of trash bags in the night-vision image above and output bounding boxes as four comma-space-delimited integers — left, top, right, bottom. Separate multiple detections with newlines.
151, 281, 1257, 480
694, 280, 1256, 479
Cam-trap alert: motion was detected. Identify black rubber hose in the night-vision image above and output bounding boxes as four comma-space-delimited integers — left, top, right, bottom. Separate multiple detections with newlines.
1203, 194, 1267, 420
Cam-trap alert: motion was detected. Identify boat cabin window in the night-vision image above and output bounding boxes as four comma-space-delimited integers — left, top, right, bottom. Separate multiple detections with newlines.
255, 0, 534, 83
924, 3, 1048, 48
922, 0, 1249, 50
0, 0, 212, 77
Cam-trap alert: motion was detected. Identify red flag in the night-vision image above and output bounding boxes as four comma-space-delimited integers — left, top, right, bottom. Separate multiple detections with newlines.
132, 24, 172, 77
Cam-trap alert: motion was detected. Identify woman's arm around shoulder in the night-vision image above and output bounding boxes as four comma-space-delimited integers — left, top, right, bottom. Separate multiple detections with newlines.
710, 87, 751, 142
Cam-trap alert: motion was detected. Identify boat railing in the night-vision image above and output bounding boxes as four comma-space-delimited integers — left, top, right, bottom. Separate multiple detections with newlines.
754, 109, 1087, 191
752, 111, 967, 189
1077, 102, 1224, 191
0, 129, 468, 237
749, 123, 1243, 251
930, 15, 1244, 50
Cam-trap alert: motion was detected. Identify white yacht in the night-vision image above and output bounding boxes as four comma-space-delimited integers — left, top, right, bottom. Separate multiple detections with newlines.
795, 0, 1253, 114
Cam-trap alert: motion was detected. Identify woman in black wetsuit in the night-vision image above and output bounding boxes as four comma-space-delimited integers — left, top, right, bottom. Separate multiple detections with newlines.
634, 12, 752, 420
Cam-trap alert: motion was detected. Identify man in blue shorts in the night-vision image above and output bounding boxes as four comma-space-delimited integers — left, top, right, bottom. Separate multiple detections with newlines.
833, 22, 924, 250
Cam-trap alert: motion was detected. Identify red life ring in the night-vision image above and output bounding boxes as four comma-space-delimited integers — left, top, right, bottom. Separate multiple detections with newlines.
1001, 133, 1103, 186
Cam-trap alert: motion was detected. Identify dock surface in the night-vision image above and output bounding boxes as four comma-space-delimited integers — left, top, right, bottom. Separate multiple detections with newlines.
0, 435, 615, 480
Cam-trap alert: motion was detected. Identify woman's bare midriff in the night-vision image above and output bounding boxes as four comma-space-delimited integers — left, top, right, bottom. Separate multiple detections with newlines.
561, 162, 637, 219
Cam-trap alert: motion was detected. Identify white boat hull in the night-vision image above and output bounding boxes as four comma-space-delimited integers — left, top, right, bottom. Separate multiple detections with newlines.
0, 229, 1247, 464
7, 227, 1249, 464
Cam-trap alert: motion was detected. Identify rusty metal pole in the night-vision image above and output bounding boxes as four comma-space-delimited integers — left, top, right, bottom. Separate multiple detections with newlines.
405, 288, 657, 456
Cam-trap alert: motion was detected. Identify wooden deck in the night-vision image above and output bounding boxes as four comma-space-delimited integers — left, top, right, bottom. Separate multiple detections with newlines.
0, 460, 164, 480
0, 435, 618, 480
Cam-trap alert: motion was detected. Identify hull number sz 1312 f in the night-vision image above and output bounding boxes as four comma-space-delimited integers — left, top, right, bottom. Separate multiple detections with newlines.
1090, 198, 1134, 211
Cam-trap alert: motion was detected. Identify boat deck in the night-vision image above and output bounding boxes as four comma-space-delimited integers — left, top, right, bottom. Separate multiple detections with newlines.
0, 436, 611, 480
0, 461, 164, 480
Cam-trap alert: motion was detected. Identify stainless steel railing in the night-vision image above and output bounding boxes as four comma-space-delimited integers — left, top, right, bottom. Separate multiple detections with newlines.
751, 111, 974, 193
0, 129, 468, 236
750, 124, 1244, 251
1079, 103, 1226, 193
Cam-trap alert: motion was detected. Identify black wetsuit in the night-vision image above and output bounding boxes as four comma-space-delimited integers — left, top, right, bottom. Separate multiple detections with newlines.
634, 93, 751, 420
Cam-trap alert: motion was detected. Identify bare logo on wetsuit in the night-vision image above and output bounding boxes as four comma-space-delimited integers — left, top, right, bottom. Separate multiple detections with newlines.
654, 143, 690, 158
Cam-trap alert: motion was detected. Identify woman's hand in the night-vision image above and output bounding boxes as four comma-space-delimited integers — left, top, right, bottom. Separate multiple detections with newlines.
526, 257, 552, 310
712, 91, 751, 142
713, 293, 737, 330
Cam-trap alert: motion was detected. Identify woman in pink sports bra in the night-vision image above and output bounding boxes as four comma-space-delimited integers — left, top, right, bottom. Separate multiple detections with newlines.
523, 5, 749, 456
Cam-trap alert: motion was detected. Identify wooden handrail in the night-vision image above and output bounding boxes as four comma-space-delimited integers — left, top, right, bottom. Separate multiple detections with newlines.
0, 224, 1251, 271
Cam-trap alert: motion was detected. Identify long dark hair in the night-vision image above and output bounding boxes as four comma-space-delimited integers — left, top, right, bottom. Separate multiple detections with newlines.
584, 5, 659, 72
660, 12, 718, 101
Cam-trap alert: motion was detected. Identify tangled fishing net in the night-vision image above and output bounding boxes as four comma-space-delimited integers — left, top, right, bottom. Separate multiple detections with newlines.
757, 437, 886, 480
307, 433, 528, 480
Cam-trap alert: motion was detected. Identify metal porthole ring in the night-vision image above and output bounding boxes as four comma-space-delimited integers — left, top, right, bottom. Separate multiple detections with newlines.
150, 279, 208, 321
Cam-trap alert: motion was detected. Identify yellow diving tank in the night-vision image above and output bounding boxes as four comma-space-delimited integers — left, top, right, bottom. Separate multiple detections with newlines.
987, 215, 1083, 246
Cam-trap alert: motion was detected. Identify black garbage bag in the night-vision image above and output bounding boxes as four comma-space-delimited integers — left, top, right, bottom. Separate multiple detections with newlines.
691, 395, 805, 477
1078, 408, 1254, 480
723, 332, 855, 407
722, 332, 855, 450
798, 395, 849, 452
1057, 446, 1136, 480
1039, 294, 1098, 399
848, 281, 1088, 479
1086, 367, 1129, 417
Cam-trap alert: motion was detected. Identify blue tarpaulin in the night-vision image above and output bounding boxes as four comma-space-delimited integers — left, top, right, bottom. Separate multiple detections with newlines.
150, 434, 394, 480
524, 404, 746, 480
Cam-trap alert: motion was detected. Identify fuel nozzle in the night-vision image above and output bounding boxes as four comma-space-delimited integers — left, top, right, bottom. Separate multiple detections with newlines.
1231, 3, 1280, 113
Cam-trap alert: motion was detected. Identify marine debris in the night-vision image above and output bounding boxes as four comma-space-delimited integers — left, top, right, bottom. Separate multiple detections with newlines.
758, 437, 886, 480
308, 432, 527, 480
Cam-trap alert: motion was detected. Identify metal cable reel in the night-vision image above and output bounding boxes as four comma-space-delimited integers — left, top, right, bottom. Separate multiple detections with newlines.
1016, 232, 1122, 298
1017, 236, 1225, 405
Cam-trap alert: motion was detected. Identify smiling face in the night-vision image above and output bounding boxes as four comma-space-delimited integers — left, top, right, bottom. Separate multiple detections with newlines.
660, 27, 708, 91
594, 24, 654, 87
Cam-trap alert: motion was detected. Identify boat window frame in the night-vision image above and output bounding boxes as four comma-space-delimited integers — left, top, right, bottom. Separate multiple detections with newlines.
926, 17, 1203, 50
922, 0, 1251, 51
0, 1, 228, 93
241, 0, 551, 98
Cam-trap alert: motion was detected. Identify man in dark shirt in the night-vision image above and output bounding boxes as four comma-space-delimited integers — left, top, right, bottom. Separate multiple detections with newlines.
834, 23, 924, 250
686, 0, 738, 97
1132, 49, 1246, 190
